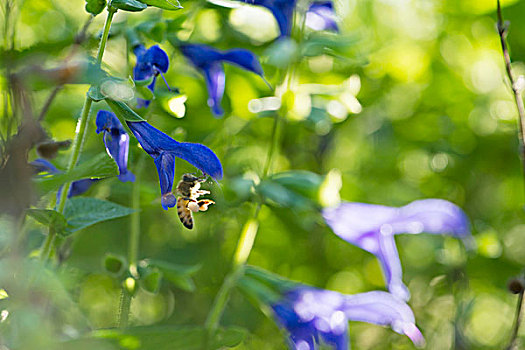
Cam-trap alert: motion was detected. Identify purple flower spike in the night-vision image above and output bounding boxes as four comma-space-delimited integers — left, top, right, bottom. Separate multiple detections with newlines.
272, 287, 425, 349
322, 199, 471, 301
95, 110, 135, 183
179, 43, 266, 117
306, 1, 338, 32
126, 121, 222, 209
133, 44, 170, 108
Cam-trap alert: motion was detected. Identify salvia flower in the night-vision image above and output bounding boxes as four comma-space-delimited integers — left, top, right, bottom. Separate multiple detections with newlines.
30, 159, 99, 198
322, 199, 471, 301
95, 110, 135, 182
238, 0, 297, 37
133, 44, 170, 108
306, 1, 338, 32
179, 43, 266, 117
272, 286, 425, 350
126, 121, 222, 209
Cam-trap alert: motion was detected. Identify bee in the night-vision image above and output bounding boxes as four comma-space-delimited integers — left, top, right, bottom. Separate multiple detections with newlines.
176, 173, 215, 229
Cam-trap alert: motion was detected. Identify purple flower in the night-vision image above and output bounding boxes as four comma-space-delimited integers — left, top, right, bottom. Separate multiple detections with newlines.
30, 159, 99, 199
179, 43, 266, 117
95, 110, 135, 183
306, 1, 338, 32
322, 199, 471, 301
272, 286, 425, 350
126, 121, 222, 209
133, 45, 171, 108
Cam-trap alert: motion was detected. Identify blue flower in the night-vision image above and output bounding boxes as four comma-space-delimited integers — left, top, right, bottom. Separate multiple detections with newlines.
95, 110, 135, 183
237, 0, 297, 37
126, 121, 223, 209
133, 44, 171, 108
323, 199, 471, 301
179, 43, 266, 117
306, 1, 338, 32
31, 159, 99, 199
272, 286, 425, 350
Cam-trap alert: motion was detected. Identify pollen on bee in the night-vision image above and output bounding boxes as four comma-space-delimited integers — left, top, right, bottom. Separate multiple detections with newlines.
188, 201, 200, 212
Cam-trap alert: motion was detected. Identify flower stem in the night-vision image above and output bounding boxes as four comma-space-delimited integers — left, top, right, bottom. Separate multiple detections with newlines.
39, 7, 117, 262
507, 289, 524, 350
117, 154, 144, 328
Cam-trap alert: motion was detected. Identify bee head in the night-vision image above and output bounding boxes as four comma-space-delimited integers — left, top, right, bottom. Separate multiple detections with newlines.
182, 173, 200, 182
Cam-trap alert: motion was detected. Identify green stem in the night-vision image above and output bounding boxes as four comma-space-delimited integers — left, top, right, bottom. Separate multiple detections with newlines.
118, 155, 144, 328
39, 7, 117, 262
508, 289, 524, 350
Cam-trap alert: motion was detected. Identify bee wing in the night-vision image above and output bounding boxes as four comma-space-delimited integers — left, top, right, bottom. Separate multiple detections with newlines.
177, 197, 194, 229
196, 199, 215, 211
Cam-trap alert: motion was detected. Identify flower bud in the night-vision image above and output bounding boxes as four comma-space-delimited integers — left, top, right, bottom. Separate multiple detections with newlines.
508, 278, 525, 294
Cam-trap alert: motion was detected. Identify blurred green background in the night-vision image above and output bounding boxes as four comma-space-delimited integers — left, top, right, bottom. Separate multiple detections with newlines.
2, 0, 525, 349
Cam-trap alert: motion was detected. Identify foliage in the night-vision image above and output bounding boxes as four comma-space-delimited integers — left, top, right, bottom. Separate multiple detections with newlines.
2, 0, 525, 349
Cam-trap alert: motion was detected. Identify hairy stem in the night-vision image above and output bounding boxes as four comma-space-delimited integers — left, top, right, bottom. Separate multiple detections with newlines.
39, 7, 117, 262
508, 289, 524, 350
496, 2, 525, 348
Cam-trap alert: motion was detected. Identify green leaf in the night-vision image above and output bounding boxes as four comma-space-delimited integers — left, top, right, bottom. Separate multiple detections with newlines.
103, 254, 127, 276
85, 0, 107, 15
135, 84, 154, 100
63, 197, 136, 236
134, 76, 154, 87
110, 0, 147, 11
138, 0, 182, 10
26, 209, 68, 235
105, 99, 146, 122
145, 260, 200, 292
269, 170, 323, 199
139, 267, 163, 294
34, 153, 118, 194
92, 326, 246, 349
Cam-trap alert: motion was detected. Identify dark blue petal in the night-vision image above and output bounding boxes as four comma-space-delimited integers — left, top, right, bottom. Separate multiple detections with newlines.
222, 49, 265, 76
133, 44, 147, 58
144, 45, 170, 73
127, 121, 180, 156
180, 44, 223, 70
202, 63, 226, 117
126, 121, 223, 208
306, 1, 339, 32
171, 142, 223, 180
31, 158, 60, 174
97, 110, 134, 183
153, 152, 176, 210
244, 0, 297, 37
68, 179, 99, 197
96, 110, 122, 134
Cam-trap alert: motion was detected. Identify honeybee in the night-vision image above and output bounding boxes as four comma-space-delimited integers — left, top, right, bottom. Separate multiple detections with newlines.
176, 173, 215, 229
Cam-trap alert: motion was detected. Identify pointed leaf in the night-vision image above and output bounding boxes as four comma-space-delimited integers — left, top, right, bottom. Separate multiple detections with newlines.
26, 209, 68, 235
63, 197, 136, 236
110, 0, 147, 11
34, 153, 118, 194
146, 260, 200, 292
105, 99, 146, 122
139, 0, 181, 10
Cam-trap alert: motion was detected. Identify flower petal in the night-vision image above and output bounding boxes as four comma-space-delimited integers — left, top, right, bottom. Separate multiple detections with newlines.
202, 63, 226, 117
222, 49, 265, 76
144, 45, 170, 73
248, 0, 297, 37
172, 142, 223, 180
180, 44, 223, 69
153, 152, 176, 210
306, 1, 338, 32
340, 291, 424, 347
